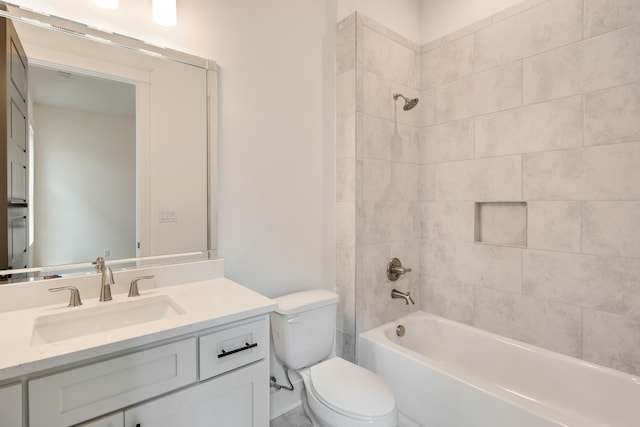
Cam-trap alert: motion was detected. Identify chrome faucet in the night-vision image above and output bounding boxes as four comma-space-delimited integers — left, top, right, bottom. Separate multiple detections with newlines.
391, 289, 415, 305
96, 256, 114, 302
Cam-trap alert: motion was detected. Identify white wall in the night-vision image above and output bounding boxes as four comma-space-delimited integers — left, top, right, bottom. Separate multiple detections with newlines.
32, 104, 135, 265
420, 0, 526, 43
11, 0, 338, 299
337, 0, 422, 43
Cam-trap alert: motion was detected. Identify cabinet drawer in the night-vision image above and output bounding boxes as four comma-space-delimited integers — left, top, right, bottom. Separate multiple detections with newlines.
29, 338, 196, 427
199, 315, 268, 380
0, 382, 22, 427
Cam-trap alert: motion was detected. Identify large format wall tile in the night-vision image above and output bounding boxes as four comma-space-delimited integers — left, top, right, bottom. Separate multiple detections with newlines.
420, 88, 436, 127
362, 115, 393, 160
420, 201, 475, 242
583, 309, 640, 376
336, 157, 355, 203
362, 70, 393, 120
436, 241, 522, 293
523, 250, 640, 317
420, 276, 474, 325
363, 160, 418, 202
524, 24, 640, 104
475, 96, 583, 157
363, 26, 418, 89
584, 0, 640, 38
336, 202, 355, 245
420, 239, 436, 277
362, 158, 390, 202
436, 156, 522, 201
420, 34, 475, 89
474, 287, 582, 357
336, 244, 355, 290
336, 114, 355, 159
585, 83, 640, 146
337, 69, 356, 116
418, 164, 436, 202
527, 202, 582, 253
523, 143, 640, 200
475, 0, 582, 72
421, 118, 474, 163
436, 62, 522, 123
391, 123, 421, 164
583, 201, 640, 258
359, 202, 417, 244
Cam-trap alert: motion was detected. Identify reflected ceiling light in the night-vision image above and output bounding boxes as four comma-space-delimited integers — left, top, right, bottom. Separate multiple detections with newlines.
152, 0, 177, 27
92, 0, 119, 9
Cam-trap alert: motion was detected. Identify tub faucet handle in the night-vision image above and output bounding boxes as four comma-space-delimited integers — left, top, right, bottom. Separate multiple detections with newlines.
387, 258, 412, 281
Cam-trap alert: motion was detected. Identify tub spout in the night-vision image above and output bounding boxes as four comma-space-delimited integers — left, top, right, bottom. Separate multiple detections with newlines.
391, 289, 415, 305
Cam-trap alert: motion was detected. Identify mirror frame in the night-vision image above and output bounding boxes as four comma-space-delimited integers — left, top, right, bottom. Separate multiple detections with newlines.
0, 1, 218, 282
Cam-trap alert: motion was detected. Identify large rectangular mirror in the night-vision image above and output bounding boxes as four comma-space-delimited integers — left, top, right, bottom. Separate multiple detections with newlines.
0, 2, 217, 283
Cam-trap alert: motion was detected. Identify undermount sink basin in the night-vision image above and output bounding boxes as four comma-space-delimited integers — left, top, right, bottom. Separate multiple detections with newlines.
30, 295, 185, 346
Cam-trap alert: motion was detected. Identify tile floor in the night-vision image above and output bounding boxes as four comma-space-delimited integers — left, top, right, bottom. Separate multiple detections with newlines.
270, 405, 311, 427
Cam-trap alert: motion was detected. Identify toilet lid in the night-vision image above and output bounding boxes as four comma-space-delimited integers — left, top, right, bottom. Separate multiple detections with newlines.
309, 357, 395, 419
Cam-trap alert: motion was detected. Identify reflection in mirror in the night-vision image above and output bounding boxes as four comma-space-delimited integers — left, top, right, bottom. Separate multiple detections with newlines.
30, 66, 137, 266
0, 3, 217, 283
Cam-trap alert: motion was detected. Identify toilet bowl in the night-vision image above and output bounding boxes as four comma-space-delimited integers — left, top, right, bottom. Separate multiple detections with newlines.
299, 357, 397, 427
270, 290, 398, 427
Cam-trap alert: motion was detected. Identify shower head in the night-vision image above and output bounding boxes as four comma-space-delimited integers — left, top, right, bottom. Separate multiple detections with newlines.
393, 92, 419, 111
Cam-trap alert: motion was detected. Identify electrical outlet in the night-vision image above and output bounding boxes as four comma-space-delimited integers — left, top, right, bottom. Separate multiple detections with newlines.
104, 249, 110, 257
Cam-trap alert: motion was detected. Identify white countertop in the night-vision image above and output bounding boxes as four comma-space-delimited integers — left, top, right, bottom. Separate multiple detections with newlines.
0, 278, 276, 382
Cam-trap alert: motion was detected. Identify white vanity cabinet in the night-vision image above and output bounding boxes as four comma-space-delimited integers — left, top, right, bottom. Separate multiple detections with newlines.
0, 382, 22, 426
27, 315, 270, 427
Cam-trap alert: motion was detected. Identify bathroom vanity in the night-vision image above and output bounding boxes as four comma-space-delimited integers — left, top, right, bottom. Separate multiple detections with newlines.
0, 260, 276, 427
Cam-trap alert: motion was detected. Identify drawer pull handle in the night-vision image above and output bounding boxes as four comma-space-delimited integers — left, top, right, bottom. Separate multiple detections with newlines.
218, 342, 258, 358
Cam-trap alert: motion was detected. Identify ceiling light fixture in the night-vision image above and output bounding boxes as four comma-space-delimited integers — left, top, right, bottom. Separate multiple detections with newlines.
92, 0, 119, 9
152, 0, 177, 27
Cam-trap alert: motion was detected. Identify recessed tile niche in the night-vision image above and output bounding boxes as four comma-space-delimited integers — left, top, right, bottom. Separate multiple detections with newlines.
474, 202, 527, 247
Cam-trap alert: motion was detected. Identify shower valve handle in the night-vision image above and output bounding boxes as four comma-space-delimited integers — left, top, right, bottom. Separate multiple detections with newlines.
387, 258, 412, 281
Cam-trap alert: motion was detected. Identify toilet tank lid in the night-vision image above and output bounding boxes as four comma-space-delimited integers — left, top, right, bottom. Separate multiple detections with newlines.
273, 289, 338, 315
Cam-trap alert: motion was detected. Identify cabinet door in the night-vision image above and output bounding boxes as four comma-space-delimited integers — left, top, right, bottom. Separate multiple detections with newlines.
30, 338, 196, 427
125, 360, 268, 427
0, 383, 22, 427
77, 412, 124, 427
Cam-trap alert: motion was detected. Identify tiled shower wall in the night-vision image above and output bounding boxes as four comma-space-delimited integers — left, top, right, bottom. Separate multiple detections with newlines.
337, 0, 640, 375
419, 0, 640, 376
336, 13, 422, 362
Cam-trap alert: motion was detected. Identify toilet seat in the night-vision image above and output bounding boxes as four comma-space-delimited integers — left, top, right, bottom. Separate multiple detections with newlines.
307, 357, 396, 422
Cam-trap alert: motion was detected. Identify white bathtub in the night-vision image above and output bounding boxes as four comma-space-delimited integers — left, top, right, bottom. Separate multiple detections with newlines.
359, 311, 640, 427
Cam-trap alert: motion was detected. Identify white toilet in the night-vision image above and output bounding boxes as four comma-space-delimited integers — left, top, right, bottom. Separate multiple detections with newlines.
271, 289, 398, 427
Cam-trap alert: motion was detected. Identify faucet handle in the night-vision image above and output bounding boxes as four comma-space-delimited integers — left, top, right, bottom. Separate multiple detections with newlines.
387, 258, 412, 281
128, 275, 155, 297
49, 286, 83, 307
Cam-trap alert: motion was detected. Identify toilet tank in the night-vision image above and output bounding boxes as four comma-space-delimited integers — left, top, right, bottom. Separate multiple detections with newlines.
270, 289, 338, 370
